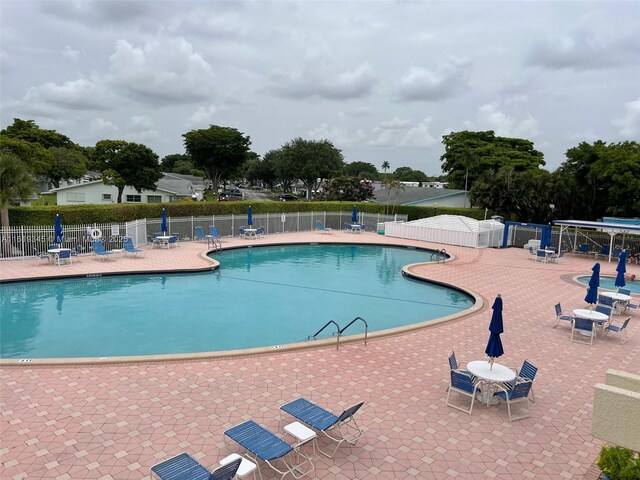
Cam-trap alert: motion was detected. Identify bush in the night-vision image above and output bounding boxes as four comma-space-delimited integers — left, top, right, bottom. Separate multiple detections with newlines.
7, 201, 493, 226
597, 445, 640, 480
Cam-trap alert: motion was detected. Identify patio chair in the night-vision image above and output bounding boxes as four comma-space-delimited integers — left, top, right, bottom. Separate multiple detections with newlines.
343, 223, 353, 232
446, 369, 480, 415
553, 303, 573, 328
493, 380, 533, 422
166, 235, 179, 249
595, 245, 610, 259
280, 397, 364, 458
447, 350, 471, 375
194, 226, 211, 242
57, 248, 72, 266
92, 240, 114, 261
576, 243, 590, 255
34, 248, 50, 265
535, 249, 547, 262
618, 289, 639, 310
224, 420, 314, 480
598, 295, 614, 308
316, 220, 333, 234
208, 226, 222, 241
549, 250, 564, 263
70, 245, 83, 262
512, 359, 538, 403
595, 304, 613, 320
239, 226, 247, 238
123, 237, 144, 257
255, 226, 265, 237
527, 247, 536, 260
604, 317, 631, 344
571, 317, 595, 345
150, 452, 241, 480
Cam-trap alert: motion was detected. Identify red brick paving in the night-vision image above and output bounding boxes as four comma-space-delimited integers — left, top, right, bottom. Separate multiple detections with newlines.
1, 232, 638, 479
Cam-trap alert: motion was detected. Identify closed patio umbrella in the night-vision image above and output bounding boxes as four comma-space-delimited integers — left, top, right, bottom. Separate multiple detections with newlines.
540, 225, 551, 250
54, 214, 64, 244
161, 208, 167, 235
485, 294, 504, 370
352, 205, 358, 224
248, 206, 253, 227
584, 262, 600, 307
615, 251, 627, 288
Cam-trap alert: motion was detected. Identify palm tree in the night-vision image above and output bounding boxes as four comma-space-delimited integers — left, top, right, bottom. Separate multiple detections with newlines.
381, 177, 405, 216
1, 152, 36, 256
381, 161, 390, 177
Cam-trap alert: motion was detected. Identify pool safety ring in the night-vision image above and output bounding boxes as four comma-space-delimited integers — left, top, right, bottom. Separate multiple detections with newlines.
90, 228, 102, 240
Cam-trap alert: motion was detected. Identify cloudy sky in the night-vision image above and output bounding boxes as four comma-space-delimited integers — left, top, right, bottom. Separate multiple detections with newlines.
1, 1, 639, 175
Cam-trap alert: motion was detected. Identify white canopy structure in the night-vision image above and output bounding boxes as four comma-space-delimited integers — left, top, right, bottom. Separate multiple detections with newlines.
553, 219, 640, 262
384, 215, 505, 248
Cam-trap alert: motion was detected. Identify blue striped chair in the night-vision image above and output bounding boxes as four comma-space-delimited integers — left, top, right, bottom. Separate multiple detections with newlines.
605, 317, 631, 344
446, 369, 480, 415
571, 317, 595, 345
515, 359, 538, 403
493, 380, 533, 422
150, 453, 240, 480
554, 303, 572, 328
618, 289, 639, 310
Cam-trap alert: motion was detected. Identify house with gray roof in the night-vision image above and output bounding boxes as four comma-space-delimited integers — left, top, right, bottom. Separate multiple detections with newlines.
47, 173, 206, 205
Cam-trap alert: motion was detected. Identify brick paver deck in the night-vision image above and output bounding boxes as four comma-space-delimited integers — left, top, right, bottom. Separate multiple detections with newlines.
1, 232, 638, 479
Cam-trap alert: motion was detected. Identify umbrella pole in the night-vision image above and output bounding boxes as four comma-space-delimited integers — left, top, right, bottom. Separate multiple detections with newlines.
489, 357, 494, 370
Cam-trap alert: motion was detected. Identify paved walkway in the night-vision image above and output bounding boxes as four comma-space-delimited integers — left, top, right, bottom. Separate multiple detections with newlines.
1, 232, 638, 479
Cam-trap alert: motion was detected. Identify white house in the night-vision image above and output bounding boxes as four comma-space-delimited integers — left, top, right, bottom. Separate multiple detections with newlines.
373, 186, 470, 208
47, 173, 207, 205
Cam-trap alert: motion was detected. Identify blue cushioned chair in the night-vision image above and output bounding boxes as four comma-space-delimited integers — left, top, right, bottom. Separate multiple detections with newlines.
123, 237, 144, 257
595, 305, 612, 324
598, 295, 614, 307
255, 226, 265, 237
493, 380, 533, 422
515, 359, 538, 403
446, 369, 480, 415
92, 240, 114, 261
224, 420, 314, 480
571, 317, 595, 345
208, 226, 222, 241
34, 248, 51, 265
316, 221, 333, 234
150, 452, 241, 480
57, 248, 72, 266
618, 289, 639, 310
554, 303, 572, 328
280, 398, 364, 458
605, 317, 631, 344
166, 235, 178, 249
194, 226, 211, 243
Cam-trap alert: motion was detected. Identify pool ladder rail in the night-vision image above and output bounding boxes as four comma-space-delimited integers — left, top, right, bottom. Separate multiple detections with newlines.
207, 237, 222, 252
430, 248, 447, 263
308, 317, 368, 350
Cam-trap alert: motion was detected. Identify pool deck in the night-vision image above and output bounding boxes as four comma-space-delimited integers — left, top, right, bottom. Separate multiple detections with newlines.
1, 231, 639, 479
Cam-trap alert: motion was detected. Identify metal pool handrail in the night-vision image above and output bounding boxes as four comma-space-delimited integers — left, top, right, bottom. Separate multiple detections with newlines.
308, 317, 368, 350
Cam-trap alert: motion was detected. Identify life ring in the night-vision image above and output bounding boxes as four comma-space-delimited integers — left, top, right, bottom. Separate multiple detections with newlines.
90, 228, 102, 240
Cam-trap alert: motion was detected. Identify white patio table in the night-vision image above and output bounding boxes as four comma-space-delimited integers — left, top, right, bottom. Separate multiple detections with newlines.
467, 360, 516, 406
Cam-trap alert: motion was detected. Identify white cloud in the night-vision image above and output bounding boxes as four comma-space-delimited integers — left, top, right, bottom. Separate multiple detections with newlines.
90, 117, 118, 134
188, 104, 220, 125
22, 77, 112, 110
465, 103, 540, 139
62, 45, 80, 61
307, 123, 365, 147
379, 117, 413, 129
108, 37, 216, 105
269, 63, 377, 100
130, 115, 152, 128
612, 96, 640, 137
399, 117, 438, 148
397, 57, 471, 101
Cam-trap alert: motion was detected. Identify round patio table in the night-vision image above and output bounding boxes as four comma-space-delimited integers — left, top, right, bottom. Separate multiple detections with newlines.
467, 360, 516, 406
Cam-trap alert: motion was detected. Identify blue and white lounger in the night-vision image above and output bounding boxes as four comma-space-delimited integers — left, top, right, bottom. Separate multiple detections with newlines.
224, 420, 314, 479
280, 398, 364, 458
150, 452, 241, 480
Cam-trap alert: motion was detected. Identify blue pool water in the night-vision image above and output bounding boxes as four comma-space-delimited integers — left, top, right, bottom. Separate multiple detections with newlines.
0, 244, 474, 359
576, 275, 640, 294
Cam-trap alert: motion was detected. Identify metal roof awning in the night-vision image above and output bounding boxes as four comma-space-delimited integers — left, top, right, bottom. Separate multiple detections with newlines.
552, 219, 640, 262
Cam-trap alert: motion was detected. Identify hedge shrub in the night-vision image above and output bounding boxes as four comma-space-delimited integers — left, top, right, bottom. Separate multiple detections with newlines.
8, 201, 492, 226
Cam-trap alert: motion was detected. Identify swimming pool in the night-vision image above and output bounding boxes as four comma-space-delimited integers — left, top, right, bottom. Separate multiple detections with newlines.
0, 244, 474, 360
576, 275, 639, 294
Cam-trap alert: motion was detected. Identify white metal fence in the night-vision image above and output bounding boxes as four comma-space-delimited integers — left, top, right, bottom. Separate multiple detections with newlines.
0, 211, 407, 260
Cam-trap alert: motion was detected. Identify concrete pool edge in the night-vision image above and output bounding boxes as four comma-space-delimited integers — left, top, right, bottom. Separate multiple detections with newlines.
0, 241, 483, 367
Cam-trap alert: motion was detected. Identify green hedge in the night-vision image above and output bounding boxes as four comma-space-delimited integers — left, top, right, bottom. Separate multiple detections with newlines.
8, 201, 492, 226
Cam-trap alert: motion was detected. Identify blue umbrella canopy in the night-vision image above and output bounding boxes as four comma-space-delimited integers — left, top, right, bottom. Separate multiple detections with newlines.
54, 214, 64, 243
584, 262, 600, 305
485, 295, 504, 364
540, 225, 552, 250
352, 205, 358, 224
248, 206, 253, 227
615, 251, 627, 288
161, 208, 167, 234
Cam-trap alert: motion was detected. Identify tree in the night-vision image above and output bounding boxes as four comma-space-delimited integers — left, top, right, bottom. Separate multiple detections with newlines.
46, 147, 88, 188
270, 148, 297, 192
0, 152, 36, 255
381, 161, 390, 175
1, 119, 75, 150
183, 125, 252, 189
279, 138, 344, 199
393, 167, 429, 183
161, 153, 192, 172
381, 177, 405, 215
440, 130, 545, 191
93, 140, 162, 203
344, 161, 379, 179
324, 177, 375, 201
